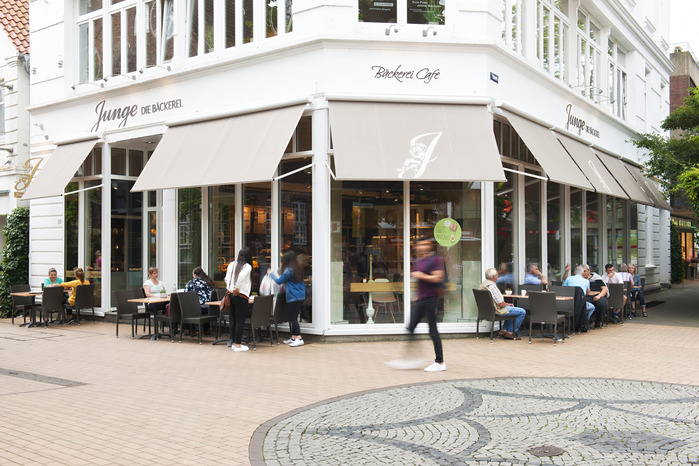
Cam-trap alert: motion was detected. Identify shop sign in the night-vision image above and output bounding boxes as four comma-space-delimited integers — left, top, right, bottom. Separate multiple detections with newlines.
371, 65, 441, 84
13, 157, 44, 198
434, 218, 461, 248
672, 217, 694, 229
565, 103, 600, 138
90, 98, 184, 132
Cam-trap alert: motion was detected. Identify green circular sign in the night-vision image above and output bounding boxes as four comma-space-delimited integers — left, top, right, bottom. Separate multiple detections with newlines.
434, 218, 461, 247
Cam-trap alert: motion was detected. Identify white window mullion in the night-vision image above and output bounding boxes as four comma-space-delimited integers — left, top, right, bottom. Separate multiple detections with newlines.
198, 0, 205, 55
236, 0, 243, 46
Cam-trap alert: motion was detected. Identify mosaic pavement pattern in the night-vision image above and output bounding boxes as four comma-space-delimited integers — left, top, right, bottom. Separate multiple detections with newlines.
253, 378, 699, 465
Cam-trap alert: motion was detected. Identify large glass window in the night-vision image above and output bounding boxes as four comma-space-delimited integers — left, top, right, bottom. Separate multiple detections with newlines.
524, 175, 542, 274
358, 0, 444, 25
494, 168, 515, 288
501, 0, 523, 54
110, 180, 142, 303
570, 188, 583, 267
0, 89, 5, 135
178, 188, 202, 288
65, 182, 80, 277
576, 10, 602, 103
630, 202, 638, 265
243, 182, 271, 294
608, 39, 628, 120
279, 158, 312, 323
547, 182, 563, 281
586, 192, 600, 271
330, 180, 404, 324
411, 182, 481, 322
209, 185, 235, 288
85, 181, 102, 306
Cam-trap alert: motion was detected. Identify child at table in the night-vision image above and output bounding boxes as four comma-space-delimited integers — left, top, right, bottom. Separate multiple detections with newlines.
60, 267, 90, 322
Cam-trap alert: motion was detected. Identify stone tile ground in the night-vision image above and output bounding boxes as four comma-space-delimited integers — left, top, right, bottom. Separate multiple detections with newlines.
1, 281, 698, 465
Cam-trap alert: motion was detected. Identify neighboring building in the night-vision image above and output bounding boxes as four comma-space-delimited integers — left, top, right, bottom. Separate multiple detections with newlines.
669, 45, 698, 274
25, 0, 672, 336
0, 0, 30, 248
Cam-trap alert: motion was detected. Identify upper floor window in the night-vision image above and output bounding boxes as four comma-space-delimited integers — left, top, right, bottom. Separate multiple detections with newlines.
608, 39, 627, 120
502, 0, 524, 55
0, 88, 5, 136
537, 0, 568, 82
358, 1, 445, 25
77, 0, 292, 84
576, 10, 602, 102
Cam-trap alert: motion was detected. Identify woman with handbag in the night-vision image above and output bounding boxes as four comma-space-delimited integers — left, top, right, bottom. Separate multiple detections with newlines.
224, 247, 253, 352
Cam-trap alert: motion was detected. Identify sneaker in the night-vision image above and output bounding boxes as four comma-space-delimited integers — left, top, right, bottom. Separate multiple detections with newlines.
289, 339, 304, 347
283, 338, 294, 344
424, 362, 446, 372
232, 345, 249, 352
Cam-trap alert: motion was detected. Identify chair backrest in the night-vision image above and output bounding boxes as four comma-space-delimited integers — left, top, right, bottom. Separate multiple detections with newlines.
113, 289, 140, 316
42, 286, 65, 313
167, 293, 183, 322
207, 288, 221, 317
372, 278, 396, 302
178, 292, 203, 319
73, 284, 95, 309
472, 289, 496, 321
520, 284, 546, 294
607, 283, 624, 308
550, 280, 563, 287
528, 291, 559, 324
550, 286, 575, 312
11, 284, 33, 307
250, 294, 274, 328
496, 282, 506, 293
273, 292, 288, 324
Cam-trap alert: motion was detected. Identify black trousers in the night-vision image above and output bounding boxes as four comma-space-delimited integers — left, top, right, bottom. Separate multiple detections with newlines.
286, 300, 302, 335
228, 296, 249, 344
408, 297, 443, 364
586, 296, 608, 325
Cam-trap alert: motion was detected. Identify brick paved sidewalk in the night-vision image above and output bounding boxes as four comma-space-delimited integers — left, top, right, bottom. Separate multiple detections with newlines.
0, 281, 698, 465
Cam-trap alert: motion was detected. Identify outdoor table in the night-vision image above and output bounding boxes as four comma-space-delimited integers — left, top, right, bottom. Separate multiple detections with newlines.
10, 291, 43, 327
206, 297, 255, 346
128, 296, 170, 340
504, 294, 573, 340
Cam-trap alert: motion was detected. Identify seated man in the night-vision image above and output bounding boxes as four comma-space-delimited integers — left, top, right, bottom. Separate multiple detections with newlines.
562, 264, 596, 331
602, 263, 626, 323
495, 262, 513, 289
524, 263, 549, 286
583, 265, 608, 329
480, 267, 526, 340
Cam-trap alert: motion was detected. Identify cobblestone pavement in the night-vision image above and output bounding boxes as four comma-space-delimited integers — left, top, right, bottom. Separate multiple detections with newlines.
255, 378, 699, 465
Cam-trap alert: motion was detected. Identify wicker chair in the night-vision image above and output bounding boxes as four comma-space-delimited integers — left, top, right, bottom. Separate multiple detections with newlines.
40, 286, 66, 327
606, 283, 625, 325
156, 293, 182, 342
245, 294, 274, 350
10, 284, 34, 326
64, 284, 96, 325
177, 292, 218, 344
527, 291, 566, 346
113, 289, 151, 338
472, 289, 518, 342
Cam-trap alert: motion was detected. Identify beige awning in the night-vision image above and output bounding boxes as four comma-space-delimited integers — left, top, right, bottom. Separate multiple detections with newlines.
132, 104, 306, 192
555, 132, 628, 198
22, 139, 98, 200
594, 151, 653, 205
503, 111, 593, 190
624, 164, 672, 210
328, 101, 506, 182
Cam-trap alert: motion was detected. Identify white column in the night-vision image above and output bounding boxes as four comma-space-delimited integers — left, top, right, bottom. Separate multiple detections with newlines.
311, 98, 330, 333
482, 181, 495, 271
162, 188, 178, 290
100, 143, 111, 311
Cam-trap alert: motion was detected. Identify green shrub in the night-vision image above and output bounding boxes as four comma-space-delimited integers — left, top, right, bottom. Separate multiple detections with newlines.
0, 207, 30, 316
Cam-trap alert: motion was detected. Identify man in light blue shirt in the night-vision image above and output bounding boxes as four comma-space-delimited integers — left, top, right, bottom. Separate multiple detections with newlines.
563, 264, 595, 328
524, 263, 549, 286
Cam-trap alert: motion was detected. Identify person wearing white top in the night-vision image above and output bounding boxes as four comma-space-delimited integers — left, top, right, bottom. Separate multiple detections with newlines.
143, 266, 167, 313
602, 264, 626, 323
225, 247, 253, 352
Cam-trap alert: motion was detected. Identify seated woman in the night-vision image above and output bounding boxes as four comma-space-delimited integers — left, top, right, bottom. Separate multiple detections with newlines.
143, 266, 168, 314
184, 266, 214, 314
628, 264, 647, 317
43, 267, 63, 288
60, 267, 90, 322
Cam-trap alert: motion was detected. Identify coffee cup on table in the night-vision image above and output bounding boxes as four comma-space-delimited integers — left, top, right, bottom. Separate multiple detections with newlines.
521, 290, 527, 296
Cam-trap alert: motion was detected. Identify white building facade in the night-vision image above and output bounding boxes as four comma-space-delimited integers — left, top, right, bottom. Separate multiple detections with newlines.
26, 0, 671, 336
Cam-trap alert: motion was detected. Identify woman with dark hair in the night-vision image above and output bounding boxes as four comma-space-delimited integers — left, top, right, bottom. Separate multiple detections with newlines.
267, 250, 306, 347
185, 266, 214, 314
60, 267, 90, 322
225, 248, 253, 352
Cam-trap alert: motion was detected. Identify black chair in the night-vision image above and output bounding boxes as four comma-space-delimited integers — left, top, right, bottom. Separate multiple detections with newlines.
629, 277, 646, 314
156, 293, 182, 342
211, 288, 229, 339
472, 289, 518, 342
271, 292, 288, 345
527, 291, 566, 346
606, 283, 625, 325
245, 294, 274, 350
10, 284, 33, 326
519, 284, 547, 294
549, 286, 576, 338
40, 286, 66, 327
177, 292, 218, 344
113, 289, 151, 338
63, 284, 96, 325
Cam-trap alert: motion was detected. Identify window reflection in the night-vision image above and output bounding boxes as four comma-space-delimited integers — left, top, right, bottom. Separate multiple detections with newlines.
494, 168, 515, 288
178, 188, 202, 288
209, 185, 235, 288
243, 182, 271, 294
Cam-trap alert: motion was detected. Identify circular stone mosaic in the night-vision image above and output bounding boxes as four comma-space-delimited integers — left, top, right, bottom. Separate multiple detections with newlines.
252, 378, 699, 465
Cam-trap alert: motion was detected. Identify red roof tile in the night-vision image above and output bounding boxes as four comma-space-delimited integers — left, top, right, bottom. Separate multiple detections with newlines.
0, 0, 29, 55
